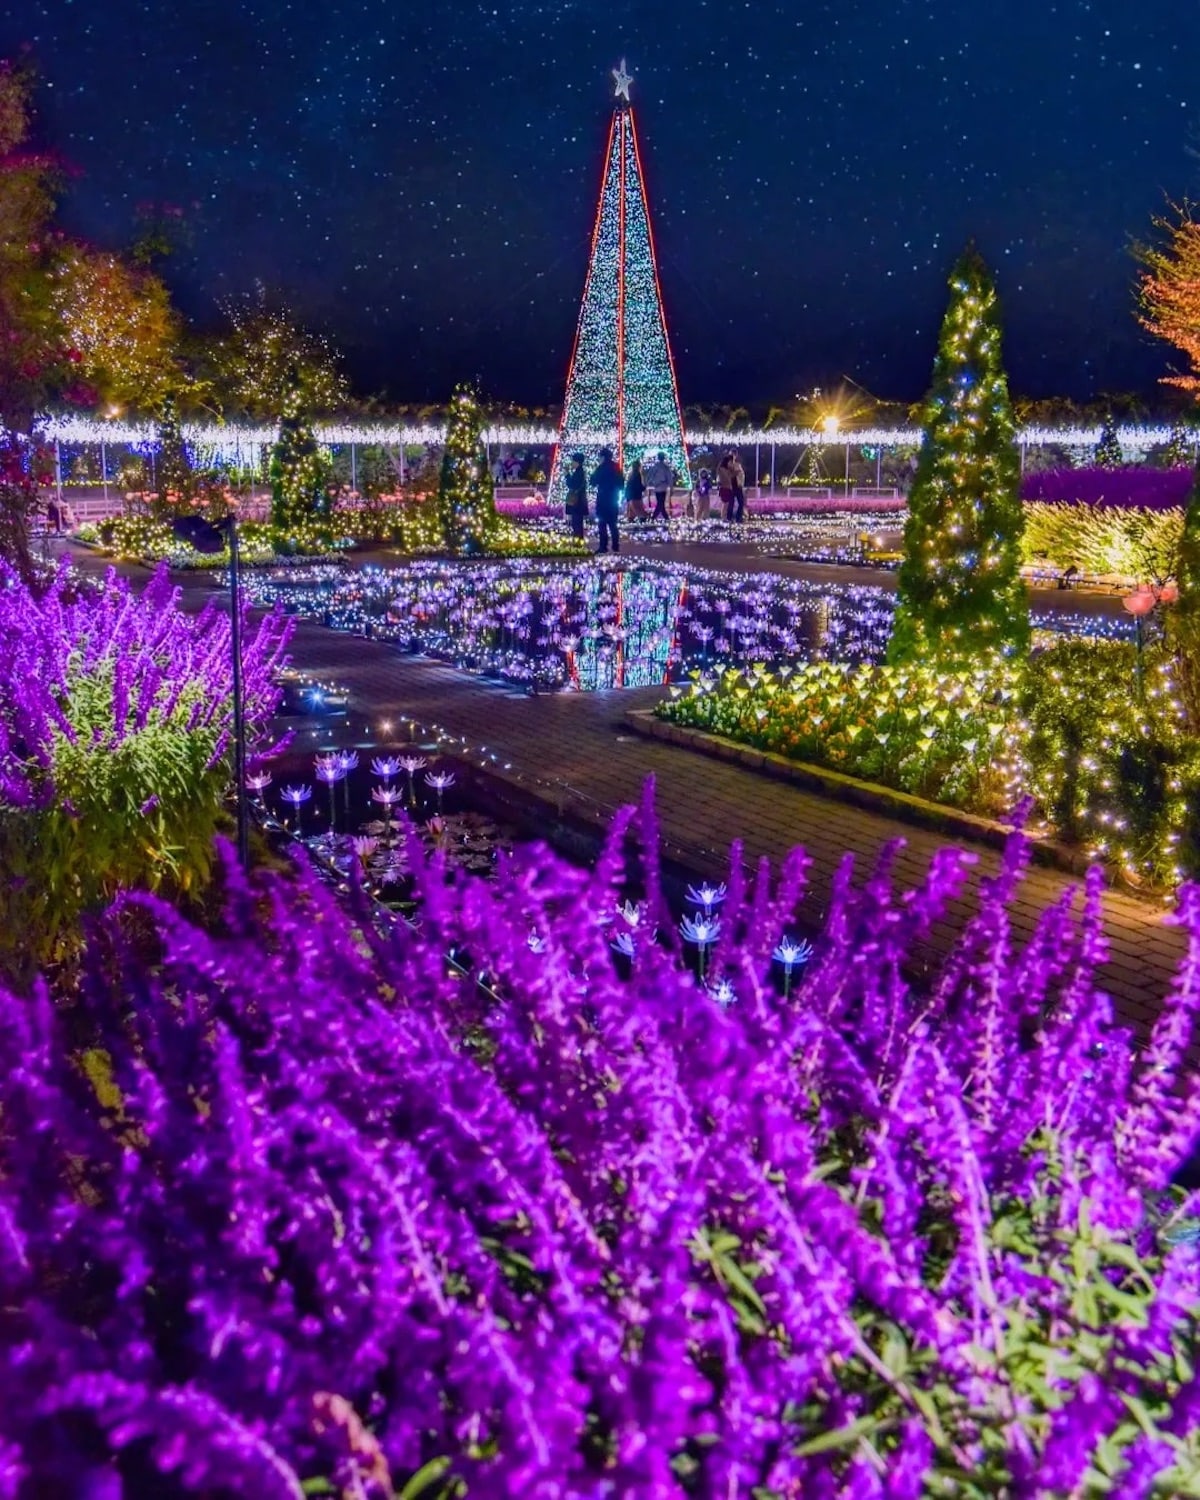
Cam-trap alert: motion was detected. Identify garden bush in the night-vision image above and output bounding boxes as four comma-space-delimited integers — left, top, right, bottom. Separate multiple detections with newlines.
0, 560, 291, 980
1021, 502, 1182, 582
659, 642, 1200, 887
79, 513, 354, 567
1020, 640, 1200, 886
4, 795, 1200, 1495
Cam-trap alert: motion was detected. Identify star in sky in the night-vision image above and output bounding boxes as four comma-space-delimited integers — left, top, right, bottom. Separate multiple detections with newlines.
612, 58, 633, 103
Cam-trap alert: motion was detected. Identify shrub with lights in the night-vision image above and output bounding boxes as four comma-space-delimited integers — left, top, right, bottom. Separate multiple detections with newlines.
5, 793, 1200, 1495
1020, 640, 1200, 886
78, 514, 351, 569
270, 372, 335, 535
890, 247, 1028, 667
659, 637, 1200, 887
0, 561, 290, 982
1169, 464, 1200, 730
435, 384, 502, 555
1095, 411, 1123, 468
153, 395, 196, 517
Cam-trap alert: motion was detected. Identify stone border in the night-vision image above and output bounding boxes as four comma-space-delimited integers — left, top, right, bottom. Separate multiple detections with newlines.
623, 708, 1093, 879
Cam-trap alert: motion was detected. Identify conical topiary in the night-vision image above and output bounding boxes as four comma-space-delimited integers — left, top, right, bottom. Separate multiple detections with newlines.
889, 247, 1028, 666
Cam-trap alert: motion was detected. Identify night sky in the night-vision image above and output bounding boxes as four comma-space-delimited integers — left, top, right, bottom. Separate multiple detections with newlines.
7, 1, 1200, 408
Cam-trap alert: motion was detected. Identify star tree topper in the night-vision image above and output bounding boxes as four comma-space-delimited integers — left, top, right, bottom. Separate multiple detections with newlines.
612, 58, 633, 102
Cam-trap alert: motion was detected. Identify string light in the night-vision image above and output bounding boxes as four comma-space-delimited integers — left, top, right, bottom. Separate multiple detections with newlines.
28, 415, 1193, 454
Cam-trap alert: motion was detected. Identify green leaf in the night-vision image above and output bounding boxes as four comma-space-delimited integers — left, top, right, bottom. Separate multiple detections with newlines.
793, 1413, 878, 1457
397, 1456, 454, 1500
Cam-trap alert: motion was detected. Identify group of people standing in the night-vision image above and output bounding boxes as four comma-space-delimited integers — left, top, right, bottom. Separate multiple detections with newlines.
563, 448, 748, 552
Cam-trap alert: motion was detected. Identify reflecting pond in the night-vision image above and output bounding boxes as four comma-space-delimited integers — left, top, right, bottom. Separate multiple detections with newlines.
239, 558, 1133, 694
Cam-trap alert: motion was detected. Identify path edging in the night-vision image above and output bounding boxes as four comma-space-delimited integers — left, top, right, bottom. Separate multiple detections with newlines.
623, 708, 1094, 879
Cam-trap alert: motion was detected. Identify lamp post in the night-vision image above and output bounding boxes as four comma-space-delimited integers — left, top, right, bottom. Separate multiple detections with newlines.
170, 513, 249, 867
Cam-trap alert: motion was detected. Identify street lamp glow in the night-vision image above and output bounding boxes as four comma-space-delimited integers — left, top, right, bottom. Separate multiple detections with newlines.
821, 415, 840, 437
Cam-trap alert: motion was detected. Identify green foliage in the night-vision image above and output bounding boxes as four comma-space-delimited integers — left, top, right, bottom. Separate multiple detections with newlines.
0, 663, 229, 979
661, 640, 1200, 887
1022, 501, 1182, 582
1170, 464, 1200, 730
891, 247, 1028, 666
661, 659, 1018, 810
153, 395, 195, 516
1020, 640, 1200, 883
814, 1170, 1200, 1495
270, 375, 335, 531
0, 59, 62, 577
435, 386, 501, 555
205, 295, 348, 421
1095, 411, 1123, 468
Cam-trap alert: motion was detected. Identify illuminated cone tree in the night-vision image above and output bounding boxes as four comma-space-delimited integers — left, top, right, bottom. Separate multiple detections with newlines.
436, 384, 500, 555
889, 247, 1028, 666
549, 62, 688, 505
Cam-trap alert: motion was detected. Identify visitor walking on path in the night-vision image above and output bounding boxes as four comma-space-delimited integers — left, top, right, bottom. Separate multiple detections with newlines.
717, 452, 735, 521
646, 451, 674, 519
564, 453, 588, 539
692, 467, 713, 520
728, 451, 746, 523
624, 458, 647, 521
590, 447, 624, 554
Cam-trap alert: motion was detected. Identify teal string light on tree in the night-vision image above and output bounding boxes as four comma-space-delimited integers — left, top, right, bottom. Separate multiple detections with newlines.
436, 384, 500, 555
889, 246, 1028, 667
547, 61, 689, 505
270, 370, 334, 534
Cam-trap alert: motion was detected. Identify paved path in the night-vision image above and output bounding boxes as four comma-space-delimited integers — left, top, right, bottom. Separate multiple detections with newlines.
64, 539, 1182, 1041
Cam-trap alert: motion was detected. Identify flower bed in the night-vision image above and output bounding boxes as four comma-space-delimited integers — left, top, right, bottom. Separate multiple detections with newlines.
0, 561, 291, 979
1021, 465, 1193, 510
658, 639, 1200, 887
5, 796, 1200, 1495
663, 660, 1018, 810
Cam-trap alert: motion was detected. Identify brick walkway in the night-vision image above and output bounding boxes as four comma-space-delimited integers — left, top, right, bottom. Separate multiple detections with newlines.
65, 539, 1181, 1040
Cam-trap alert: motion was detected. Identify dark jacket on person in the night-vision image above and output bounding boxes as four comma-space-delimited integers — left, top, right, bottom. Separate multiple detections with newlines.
624, 465, 646, 502
590, 458, 624, 514
565, 464, 587, 512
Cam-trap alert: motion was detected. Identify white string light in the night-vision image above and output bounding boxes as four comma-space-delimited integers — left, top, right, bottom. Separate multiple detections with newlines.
30, 417, 1194, 451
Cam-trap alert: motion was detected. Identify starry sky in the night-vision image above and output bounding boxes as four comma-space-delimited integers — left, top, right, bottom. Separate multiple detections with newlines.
7, 0, 1200, 408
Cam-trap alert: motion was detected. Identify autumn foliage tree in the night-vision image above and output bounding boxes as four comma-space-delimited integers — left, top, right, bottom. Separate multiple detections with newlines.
51, 243, 182, 412
0, 57, 62, 578
1137, 203, 1200, 391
